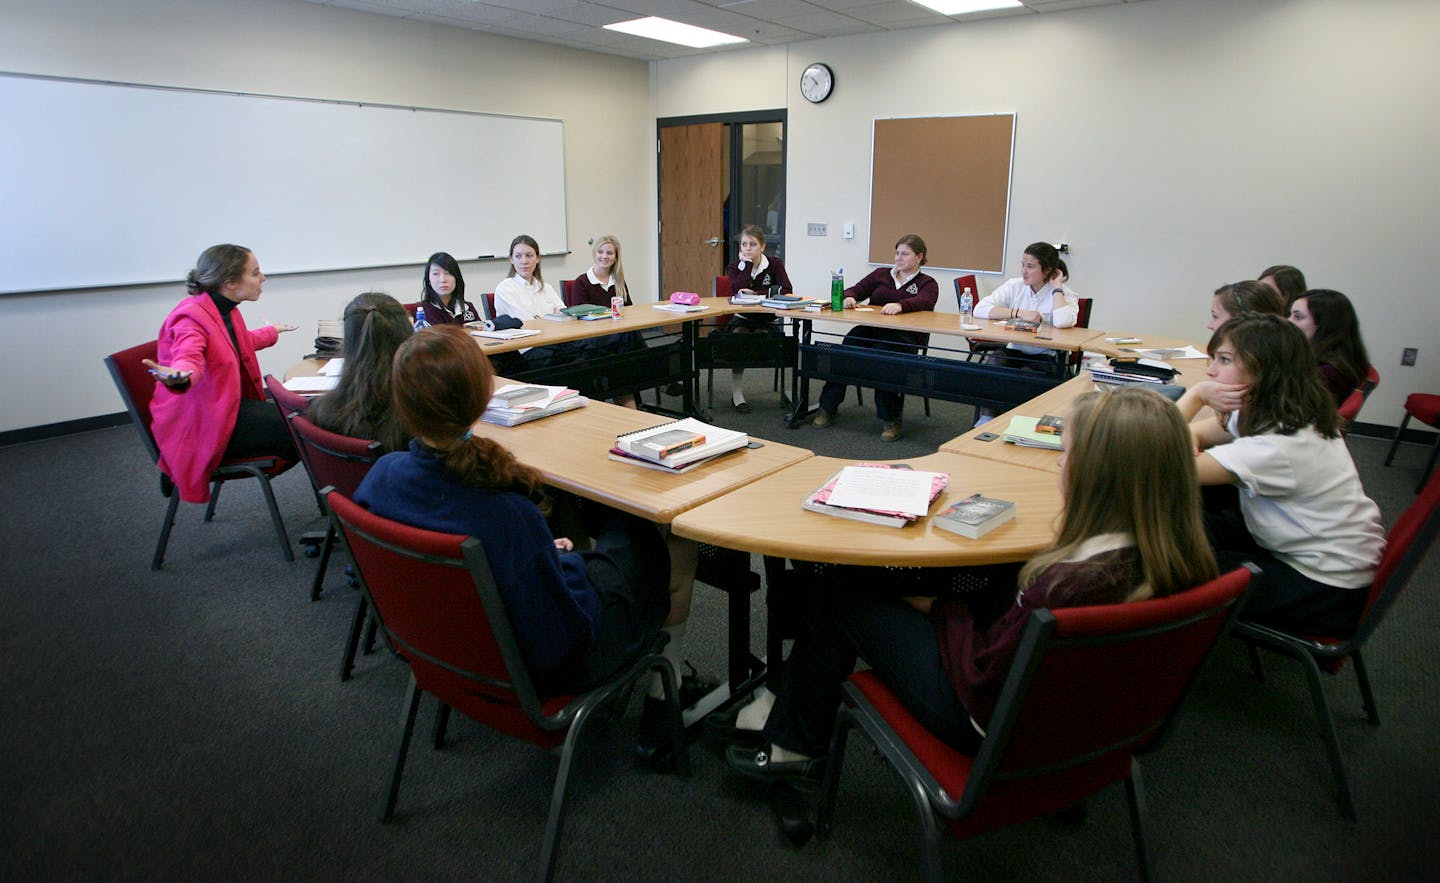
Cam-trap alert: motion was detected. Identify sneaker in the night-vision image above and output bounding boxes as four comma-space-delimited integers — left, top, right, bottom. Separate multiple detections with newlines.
974, 408, 993, 427
812, 408, 834, 428
880, 421, 902, 442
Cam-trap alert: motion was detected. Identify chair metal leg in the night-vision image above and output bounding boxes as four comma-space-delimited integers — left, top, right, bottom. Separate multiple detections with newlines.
911, 764, 945, 883
364, 614, 380, 654
203, 479, 223, 521
432, 702, 451, 749
817, 711, 856, 836
1246, 642, 1266, 682
1125, 760, 1156, 883
1418, 433, 1440, 493
340, 598, 367, 682
152, 491, 181, 571
379, 676, 422, 822
311, 526, 336, 602
539, 699, 603, 882
251, 473, 294, 562
1383, 414, 1411, 466
1352, 650, 1380, 726
1296, 651, 1357, 820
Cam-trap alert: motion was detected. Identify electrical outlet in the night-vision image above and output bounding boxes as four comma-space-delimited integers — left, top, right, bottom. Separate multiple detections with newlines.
1401, 347, 1418, 366
807, 223, 827, 236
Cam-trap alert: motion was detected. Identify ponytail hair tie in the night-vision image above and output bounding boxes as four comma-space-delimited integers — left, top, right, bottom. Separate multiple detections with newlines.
460, 428, 473, 442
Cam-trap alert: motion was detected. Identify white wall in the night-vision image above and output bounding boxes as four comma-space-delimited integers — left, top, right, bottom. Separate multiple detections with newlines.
657, 0, 1440, 428
0, 0, 653, 433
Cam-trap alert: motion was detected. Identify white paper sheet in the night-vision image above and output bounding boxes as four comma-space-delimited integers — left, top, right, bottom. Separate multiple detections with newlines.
319, 358, 345, 376
825, 467, 940, 517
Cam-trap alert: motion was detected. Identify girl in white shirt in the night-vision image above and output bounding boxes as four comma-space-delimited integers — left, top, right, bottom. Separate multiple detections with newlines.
1177, 313, 1385, 636
494, 234, 574, 368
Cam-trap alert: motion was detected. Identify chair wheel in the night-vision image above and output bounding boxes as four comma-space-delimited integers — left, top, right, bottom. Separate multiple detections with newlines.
304, 544, 321, 558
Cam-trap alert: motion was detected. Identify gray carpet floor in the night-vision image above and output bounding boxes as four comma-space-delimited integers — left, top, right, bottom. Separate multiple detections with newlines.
3, 377, 1437, 881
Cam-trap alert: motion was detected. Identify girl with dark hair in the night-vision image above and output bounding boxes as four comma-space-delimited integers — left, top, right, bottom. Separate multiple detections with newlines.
1289, 289, 1370, 404
308, 291, 413, 452
415, 252, 480, 325
725, 387, 1218, 779
814, 233, 938, 441
1258, 264, 1307, 307
1207, 280, 1285, 331
1178, 314, 1384, 635
722, 225, 793, 412
145, 244, 298, 503
354, 325, 672, 693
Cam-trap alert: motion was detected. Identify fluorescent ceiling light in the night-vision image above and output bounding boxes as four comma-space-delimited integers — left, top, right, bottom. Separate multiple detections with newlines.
911, 0, 1024, 15
604, 16, 748, 48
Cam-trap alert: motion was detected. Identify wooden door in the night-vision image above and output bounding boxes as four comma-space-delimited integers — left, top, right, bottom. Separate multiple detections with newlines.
659, 123, 725, 299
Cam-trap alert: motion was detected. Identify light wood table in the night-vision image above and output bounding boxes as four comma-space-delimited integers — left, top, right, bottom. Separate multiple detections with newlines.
670, 452, 1063, 567
1084, 332, 1205, 360
470, 395, 812, 524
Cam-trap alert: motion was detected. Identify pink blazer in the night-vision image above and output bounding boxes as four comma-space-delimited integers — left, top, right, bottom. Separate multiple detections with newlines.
150, 294, 278, 503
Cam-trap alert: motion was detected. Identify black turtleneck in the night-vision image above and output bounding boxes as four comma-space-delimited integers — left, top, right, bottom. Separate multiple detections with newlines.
206, 290, 242, 353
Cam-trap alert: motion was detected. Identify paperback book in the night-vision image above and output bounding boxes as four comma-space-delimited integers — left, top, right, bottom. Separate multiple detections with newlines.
933, 494, 1017, 539
470, 327, 541, 341
1001, 416, 1064, 451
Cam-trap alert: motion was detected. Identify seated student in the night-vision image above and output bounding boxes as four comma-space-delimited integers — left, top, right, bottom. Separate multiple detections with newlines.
411, 252, 482, 326
354, 325, 672, 696
1207, 279, 1285, 331
1289, 289, 1370, 405
495, 234, 587, 371
1178, 314, 1384, 635
570, 234, 643, 409
723, 387, 1218, 779
814, 233, 938, 442
308, 292, 413, 452
721, 225, 793, 413
1258, 263, 1308, 308
145, 243, 298, 503
971, 241, 1081, 423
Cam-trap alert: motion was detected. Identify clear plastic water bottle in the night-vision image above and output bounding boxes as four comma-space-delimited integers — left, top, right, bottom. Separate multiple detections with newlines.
830, 268, 844, 312
960, 286, 974, 323
413, 305, 431, 331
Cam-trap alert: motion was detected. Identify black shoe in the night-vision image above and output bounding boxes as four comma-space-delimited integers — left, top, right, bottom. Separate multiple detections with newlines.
703, 704, 765, 748
664, 382, 684, 397
773, 781, 817, 847
732, 400, 752, 413
725, 744, 824, 783
678, 661, 720, 709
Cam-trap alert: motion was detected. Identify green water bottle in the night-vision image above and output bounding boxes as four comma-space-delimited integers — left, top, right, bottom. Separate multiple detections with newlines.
830, 268, 844, 311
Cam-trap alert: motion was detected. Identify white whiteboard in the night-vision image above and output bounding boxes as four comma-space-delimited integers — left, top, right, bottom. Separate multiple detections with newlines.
0, 74, 568, 294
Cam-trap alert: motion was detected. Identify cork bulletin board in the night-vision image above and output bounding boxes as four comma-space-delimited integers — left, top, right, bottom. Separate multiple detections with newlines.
867, 114, 1015, 273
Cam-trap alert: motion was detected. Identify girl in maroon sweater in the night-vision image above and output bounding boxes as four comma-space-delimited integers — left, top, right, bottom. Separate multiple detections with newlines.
724, 387, 1218, 780
723, 225, 793, 412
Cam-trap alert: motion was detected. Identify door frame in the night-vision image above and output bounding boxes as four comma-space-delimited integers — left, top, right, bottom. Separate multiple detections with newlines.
657, 109, 788, 295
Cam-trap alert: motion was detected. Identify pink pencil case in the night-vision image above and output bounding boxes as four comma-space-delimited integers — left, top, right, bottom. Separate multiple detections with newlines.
669, 292, 700, 305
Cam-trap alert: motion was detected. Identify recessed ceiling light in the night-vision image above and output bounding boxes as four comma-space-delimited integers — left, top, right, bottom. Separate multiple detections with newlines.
911, 0, 1024, 15
603, 16, 748, 49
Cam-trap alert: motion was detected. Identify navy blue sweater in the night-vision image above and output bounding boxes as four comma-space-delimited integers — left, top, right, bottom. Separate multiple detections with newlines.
354, 441, 600, 684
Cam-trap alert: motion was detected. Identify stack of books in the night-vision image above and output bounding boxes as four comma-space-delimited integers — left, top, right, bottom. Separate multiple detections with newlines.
730, 292, 765, 305
933, 494, 1017, 539
802, 463, 949, 527
609, 418, 749, 473
1088, 357, 1178, 387
481, 384, 587, 426
1001, 415, 1064, 451
470, 327, 541, 341
761, 294, 821, 310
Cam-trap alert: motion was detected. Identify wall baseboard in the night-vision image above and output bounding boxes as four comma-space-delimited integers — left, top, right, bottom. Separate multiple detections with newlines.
0, 412, 130, 448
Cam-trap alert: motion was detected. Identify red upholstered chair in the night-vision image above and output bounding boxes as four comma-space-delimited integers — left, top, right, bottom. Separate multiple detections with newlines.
817, 566, 1256, 882
264, 374, 324, 516
105, 340, 296, 569
287, 413, 382, 604
1362, 364, 1381, 396
1383, 392, 1440, 493
1337, 365, 1379, 431
325, 489, 688, 881
561, 278, 576, 306
702, 274, 796, 407
1234, 470, 1440, 820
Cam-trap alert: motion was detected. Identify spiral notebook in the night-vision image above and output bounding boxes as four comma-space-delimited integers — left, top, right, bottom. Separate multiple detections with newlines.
613, 418, 747, 467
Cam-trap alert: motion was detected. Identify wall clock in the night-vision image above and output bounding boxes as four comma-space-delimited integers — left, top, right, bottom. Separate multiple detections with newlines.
800, 62, 834, 104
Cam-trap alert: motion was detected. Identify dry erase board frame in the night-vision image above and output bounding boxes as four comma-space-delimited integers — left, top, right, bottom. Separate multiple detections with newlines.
867, 113, 1015, 273
0, 72, 568, 295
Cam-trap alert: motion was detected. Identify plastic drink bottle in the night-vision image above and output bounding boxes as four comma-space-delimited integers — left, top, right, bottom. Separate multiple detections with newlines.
960, 287, 974, 322
414, 305, 431, 330
831, 269, 844, 311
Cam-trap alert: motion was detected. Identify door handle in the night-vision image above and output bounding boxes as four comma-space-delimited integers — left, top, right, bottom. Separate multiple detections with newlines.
705, 237, 722, 247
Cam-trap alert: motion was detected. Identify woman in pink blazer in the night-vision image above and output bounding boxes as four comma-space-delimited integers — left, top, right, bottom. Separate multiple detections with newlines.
144, 244, 297, 503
